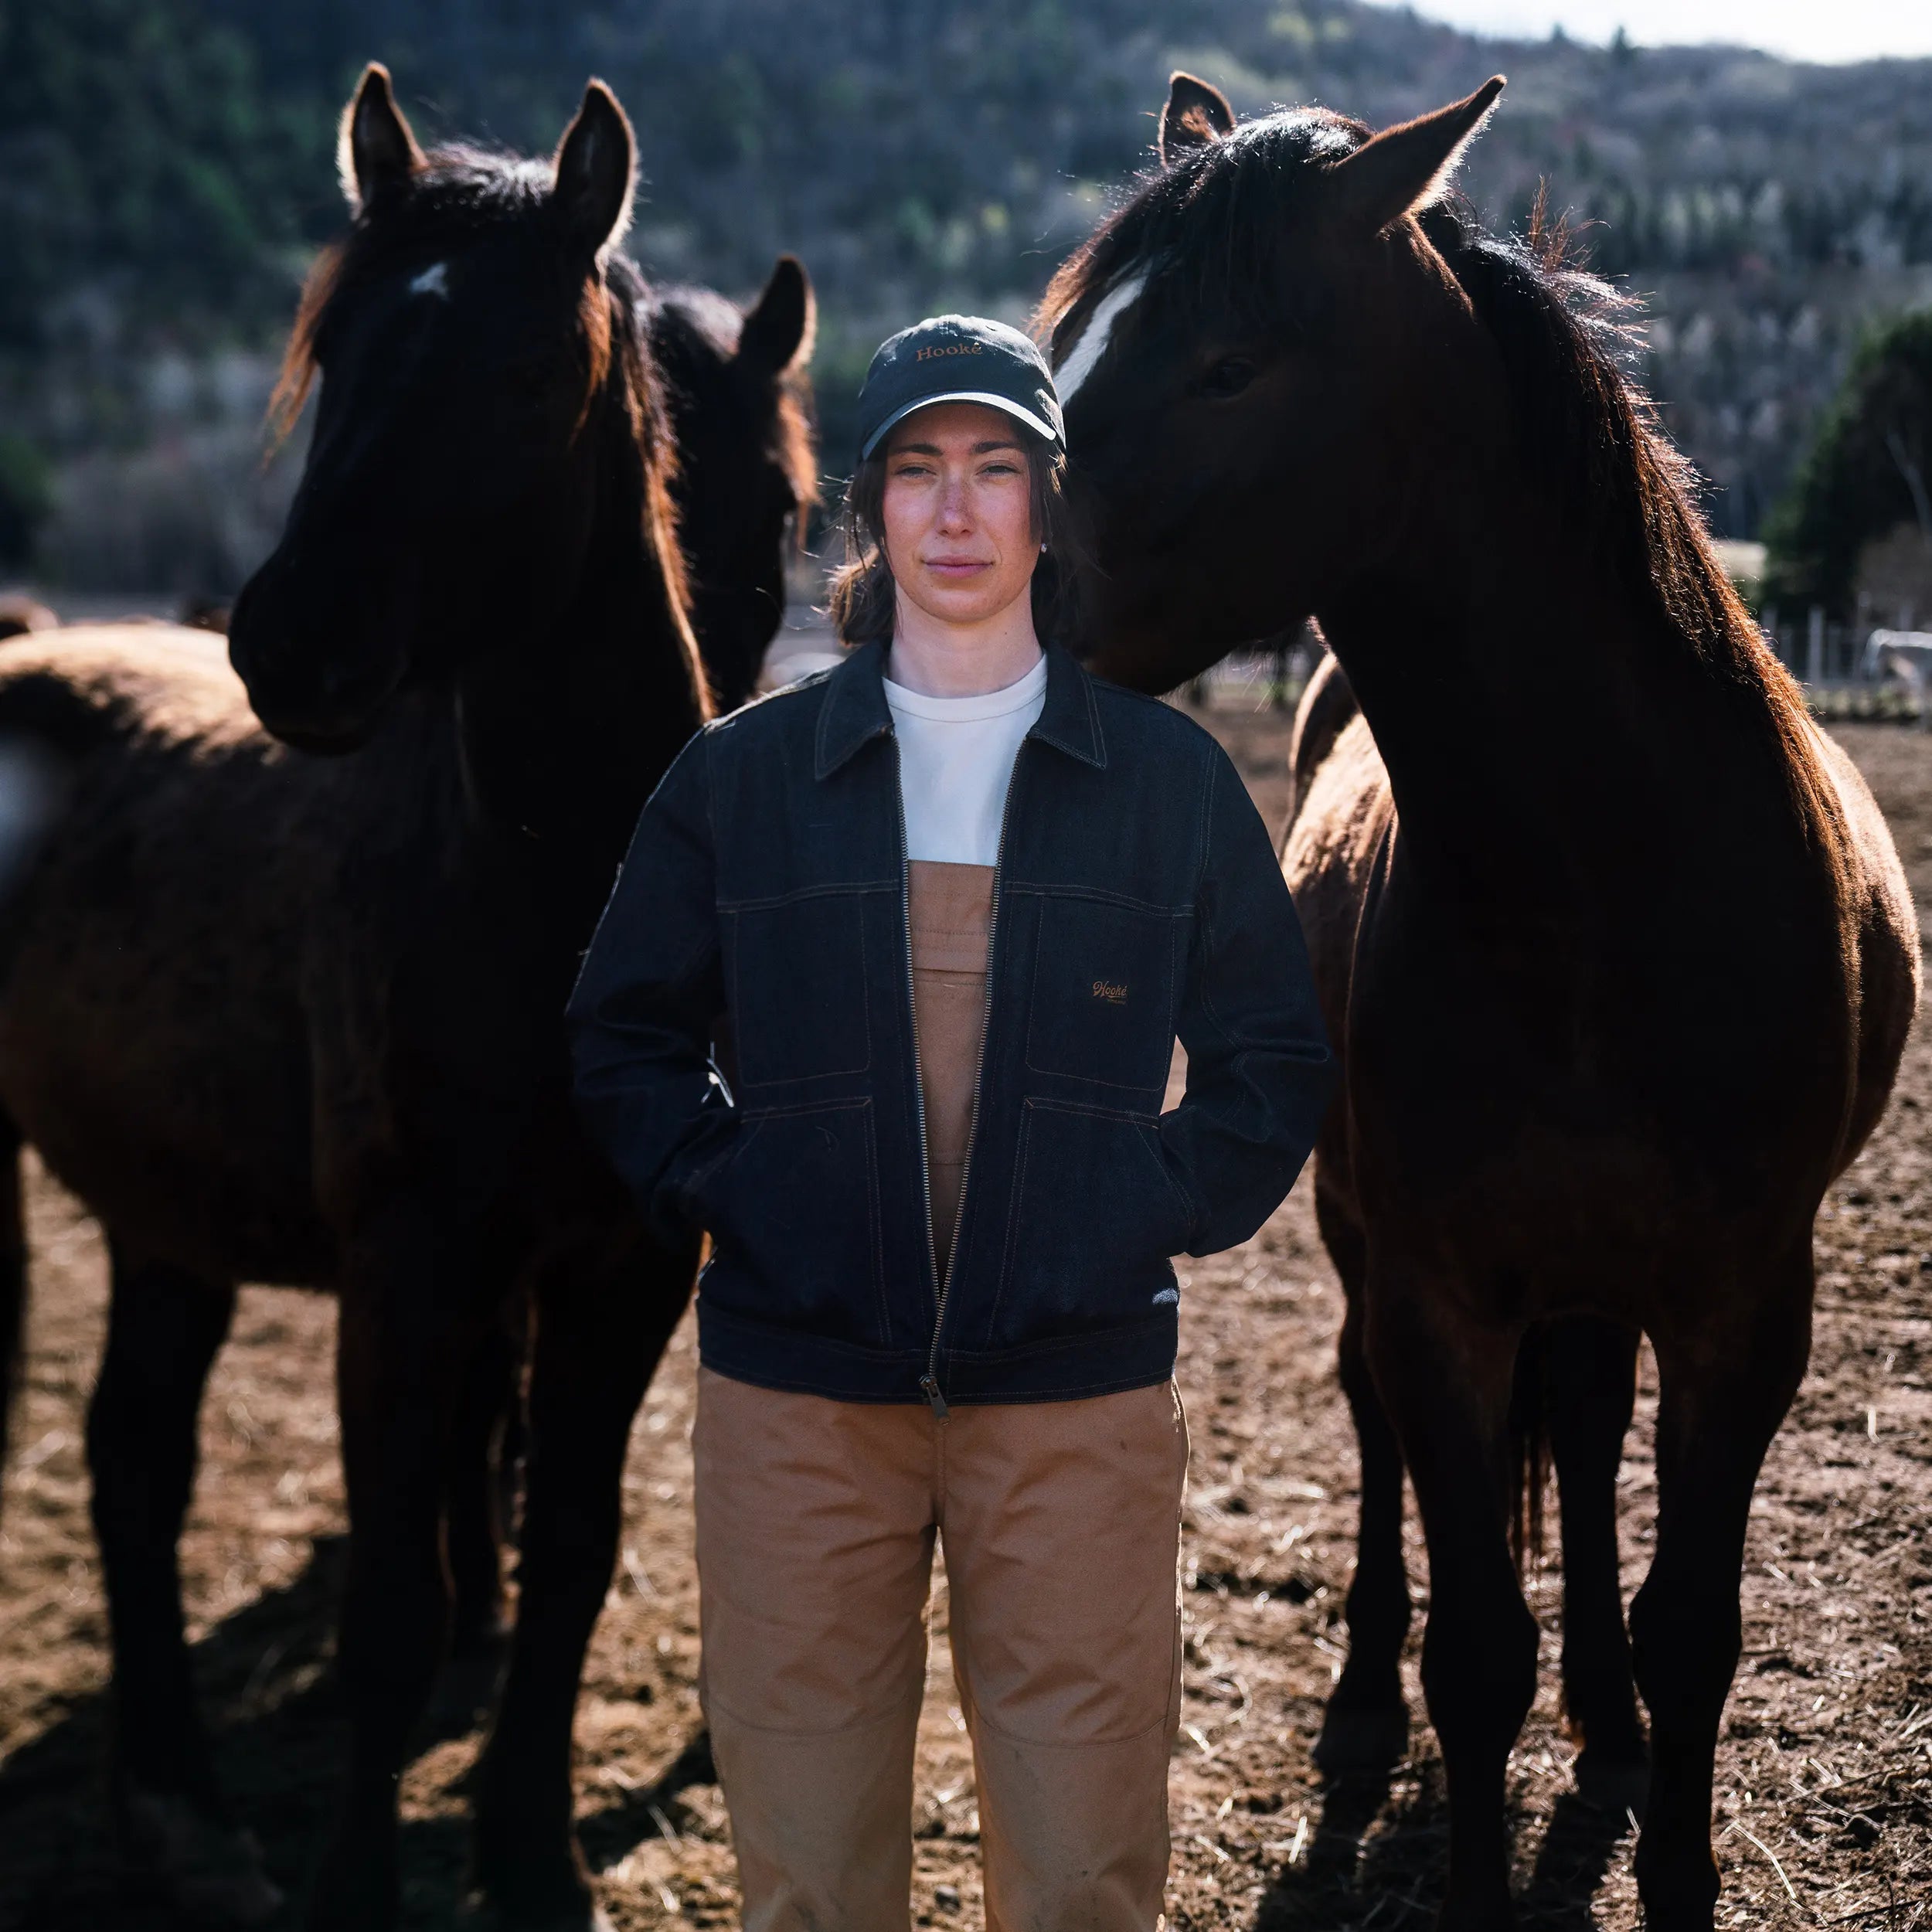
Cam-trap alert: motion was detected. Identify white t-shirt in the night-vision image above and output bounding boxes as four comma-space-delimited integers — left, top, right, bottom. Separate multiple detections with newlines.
883, 654, 1048, 866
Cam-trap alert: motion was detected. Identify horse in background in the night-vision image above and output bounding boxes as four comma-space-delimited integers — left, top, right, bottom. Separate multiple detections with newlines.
1043, 73, 1916, 1931
650, 265, 818, 711
0, 66, 798, 1932
0, 597, 56, 641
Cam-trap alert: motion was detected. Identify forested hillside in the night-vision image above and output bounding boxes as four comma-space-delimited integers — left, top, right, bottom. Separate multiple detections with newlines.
4, 0, 1930, 590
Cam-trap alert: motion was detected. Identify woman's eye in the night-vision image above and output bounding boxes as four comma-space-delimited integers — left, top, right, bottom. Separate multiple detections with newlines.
1197, 356, 1258, 400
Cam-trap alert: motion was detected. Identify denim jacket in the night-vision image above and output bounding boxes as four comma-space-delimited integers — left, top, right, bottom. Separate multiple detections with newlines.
568, 642, 1335, 1406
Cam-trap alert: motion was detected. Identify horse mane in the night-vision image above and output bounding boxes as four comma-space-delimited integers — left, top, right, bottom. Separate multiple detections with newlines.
1039, 111, 1362, 354
1419, 195, 1799, 708
267, 145, 710, 721
649, 284, 821, 531
1039, 107, 1819, 786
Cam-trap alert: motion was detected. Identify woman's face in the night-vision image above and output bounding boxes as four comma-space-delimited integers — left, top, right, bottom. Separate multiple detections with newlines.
881, 401, 1039, 632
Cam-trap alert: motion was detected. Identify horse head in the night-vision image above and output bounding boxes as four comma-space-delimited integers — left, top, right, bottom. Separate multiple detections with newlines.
650, 259, 818, 714
1038, 73, 1506, 693
230, 66, 668, 752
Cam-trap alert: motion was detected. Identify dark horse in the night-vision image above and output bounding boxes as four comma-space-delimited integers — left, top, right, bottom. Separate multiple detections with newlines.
1042, 74, 1917, 1931
0, 67, 808, 1931
649, 269, 818, 711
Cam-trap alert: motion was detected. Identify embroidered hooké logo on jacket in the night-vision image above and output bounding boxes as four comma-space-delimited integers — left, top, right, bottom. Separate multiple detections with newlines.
1091, 979, 1128, 1005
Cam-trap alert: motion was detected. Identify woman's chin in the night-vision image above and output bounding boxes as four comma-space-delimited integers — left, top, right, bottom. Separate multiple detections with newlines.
903, 578, 1032, 631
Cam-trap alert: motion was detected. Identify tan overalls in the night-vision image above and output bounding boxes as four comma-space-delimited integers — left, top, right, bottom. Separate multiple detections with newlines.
693, 859, 1189, 1932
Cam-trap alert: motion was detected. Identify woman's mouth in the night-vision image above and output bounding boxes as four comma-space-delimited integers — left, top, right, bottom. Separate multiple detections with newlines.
924, 557, 991, 579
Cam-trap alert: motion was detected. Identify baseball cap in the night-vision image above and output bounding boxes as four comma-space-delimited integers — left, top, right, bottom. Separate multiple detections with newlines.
855, 315, 1064, 462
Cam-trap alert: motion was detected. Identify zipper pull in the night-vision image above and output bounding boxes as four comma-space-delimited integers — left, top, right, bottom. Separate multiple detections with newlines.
919, 1374, 950, 1420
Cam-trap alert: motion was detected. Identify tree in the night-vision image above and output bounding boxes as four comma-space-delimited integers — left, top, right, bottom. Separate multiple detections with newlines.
1764, 310, 1932, 616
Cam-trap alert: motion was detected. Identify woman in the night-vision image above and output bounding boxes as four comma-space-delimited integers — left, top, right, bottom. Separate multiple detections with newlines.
569, 315, 1334, 1930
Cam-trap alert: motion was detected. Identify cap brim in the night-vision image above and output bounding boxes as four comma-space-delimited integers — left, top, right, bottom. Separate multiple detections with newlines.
859, 391, 1060, 461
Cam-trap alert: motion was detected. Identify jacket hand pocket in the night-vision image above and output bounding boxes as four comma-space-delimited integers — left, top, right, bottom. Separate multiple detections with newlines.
728, 892, 870, 1086
701, 1098, 889, 1349
988, 1099, 1192, 1348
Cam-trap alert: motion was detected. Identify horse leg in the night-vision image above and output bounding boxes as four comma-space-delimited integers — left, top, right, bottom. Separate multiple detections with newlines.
1315, 1182, 1412, 1775
0, 1110, 23, 1485
472, 1227, 697, 1930
447, 1298, 526, 1659
1369, 1276, 1537, 1930
308, 1212, 496, 1932
1546, 1315, 1648, 1811
1629, 1264, 1809, 1932
87, 1243, 282, 1925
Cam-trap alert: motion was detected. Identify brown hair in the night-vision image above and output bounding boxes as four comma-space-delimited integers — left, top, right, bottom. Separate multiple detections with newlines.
827, 424, 1086, 650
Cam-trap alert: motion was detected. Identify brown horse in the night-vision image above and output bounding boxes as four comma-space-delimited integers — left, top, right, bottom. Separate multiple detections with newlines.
1042, 74, 1918, 1931
0, 67, 806, 1932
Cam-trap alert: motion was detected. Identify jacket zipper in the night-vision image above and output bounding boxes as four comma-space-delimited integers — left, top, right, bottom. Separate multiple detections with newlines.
910, 742, 1022, 1420
890, 735, 947, 1413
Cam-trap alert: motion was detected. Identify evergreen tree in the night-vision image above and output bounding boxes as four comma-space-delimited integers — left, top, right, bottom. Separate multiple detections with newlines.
1764, 311, 1932, 615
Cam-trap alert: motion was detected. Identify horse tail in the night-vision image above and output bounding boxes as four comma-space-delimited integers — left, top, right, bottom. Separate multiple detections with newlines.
0, 1107, 26, 1532
0, 662, 99, 934
1285, 646, 1359, 832
1508, 1321, 1550, 1573
0, 665, 85, 1525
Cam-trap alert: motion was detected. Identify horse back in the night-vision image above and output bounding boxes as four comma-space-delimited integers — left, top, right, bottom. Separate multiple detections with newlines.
1286, 648, 1361, 833
1804, 719, 1921, 1169
1281, 696, 1393, 1092
0, 627, 333, 1283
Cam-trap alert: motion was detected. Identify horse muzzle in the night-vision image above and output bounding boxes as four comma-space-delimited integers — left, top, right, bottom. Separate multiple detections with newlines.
227, 553, 418, 753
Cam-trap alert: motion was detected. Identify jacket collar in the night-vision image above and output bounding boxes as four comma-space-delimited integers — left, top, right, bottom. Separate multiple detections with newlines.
813, 638, 1107, 781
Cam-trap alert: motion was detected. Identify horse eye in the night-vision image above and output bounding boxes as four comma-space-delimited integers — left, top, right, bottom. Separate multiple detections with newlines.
1198, 356, 1257, 400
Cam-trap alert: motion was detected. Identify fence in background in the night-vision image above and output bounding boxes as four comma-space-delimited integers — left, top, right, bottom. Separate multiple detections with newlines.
1763, 606, 1932, 726
762, 611, 1932, 730
1182, 633, 1319, 714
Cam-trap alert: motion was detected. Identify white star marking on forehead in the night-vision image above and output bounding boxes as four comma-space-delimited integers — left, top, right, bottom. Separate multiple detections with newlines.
408, 260, 450, 300
1055, 268, 1149, 403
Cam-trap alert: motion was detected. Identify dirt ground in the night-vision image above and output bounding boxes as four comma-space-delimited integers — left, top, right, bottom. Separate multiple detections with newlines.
2, 712, 1928, 1931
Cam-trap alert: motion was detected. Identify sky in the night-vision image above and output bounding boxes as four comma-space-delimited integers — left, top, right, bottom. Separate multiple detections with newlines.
1395, 0, 1932, 63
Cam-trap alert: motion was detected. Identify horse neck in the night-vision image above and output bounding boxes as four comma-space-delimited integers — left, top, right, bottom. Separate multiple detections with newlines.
1318, 485, 1784, 910
454, 381, 702, 917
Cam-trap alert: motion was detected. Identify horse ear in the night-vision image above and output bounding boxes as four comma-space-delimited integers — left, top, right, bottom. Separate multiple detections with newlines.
738, 256, 817, 376
1327, 76, 1505, 234
1159, 71, 1236, 167
552, 80, 637, 261
338, 63, 424, 216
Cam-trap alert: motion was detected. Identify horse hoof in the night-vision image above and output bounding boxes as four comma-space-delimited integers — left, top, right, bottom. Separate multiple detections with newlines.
433, 1630, 510, 1729
121, 1788, 285, 1926
1434, 1898, 1517, 1932
1574, 1747, 1650, 1818
472, 1899, 615, 1932
1313, 1700, 1409, 1776
469, 1855, 613, 1932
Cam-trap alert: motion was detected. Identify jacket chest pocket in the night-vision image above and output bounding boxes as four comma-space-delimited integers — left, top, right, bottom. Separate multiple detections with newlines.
728, 892, 871, 1087
1024, 896, 1181, 1094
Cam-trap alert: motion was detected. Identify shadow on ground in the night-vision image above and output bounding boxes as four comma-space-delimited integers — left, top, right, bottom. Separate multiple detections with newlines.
1253, 1760, 1632, 1932
0, 1536, 703, 1930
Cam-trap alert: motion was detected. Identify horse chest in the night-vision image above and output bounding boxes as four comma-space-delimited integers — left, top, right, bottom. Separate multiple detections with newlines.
1342, 879, 1849, 1261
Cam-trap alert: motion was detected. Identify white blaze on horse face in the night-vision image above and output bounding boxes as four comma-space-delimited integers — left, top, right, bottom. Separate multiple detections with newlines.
409, 260, 451, 300
1056, 268, 1149, 403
